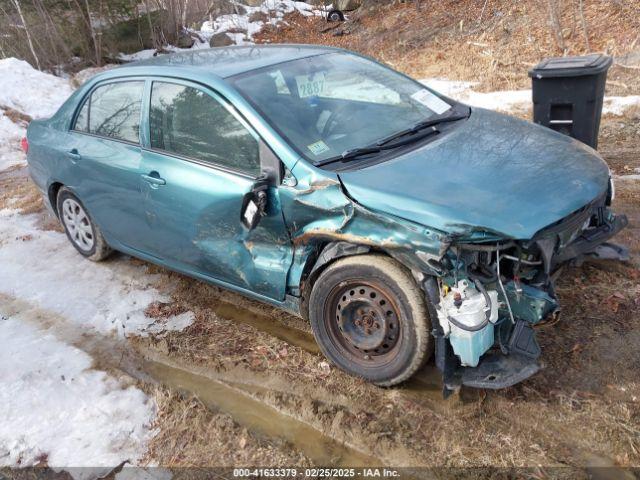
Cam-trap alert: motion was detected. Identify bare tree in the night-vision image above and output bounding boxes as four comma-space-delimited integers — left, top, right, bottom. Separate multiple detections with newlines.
577, 0, 590, 51
11, 0, 40, 70
547, 0, 566, 53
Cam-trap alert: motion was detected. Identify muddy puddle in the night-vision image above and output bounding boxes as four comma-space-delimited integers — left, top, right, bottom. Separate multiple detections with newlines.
212, 300, 320, 354
142, 359, 378, 467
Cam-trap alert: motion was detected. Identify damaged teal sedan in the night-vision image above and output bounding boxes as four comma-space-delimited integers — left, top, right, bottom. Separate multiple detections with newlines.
26, 45, 628, 392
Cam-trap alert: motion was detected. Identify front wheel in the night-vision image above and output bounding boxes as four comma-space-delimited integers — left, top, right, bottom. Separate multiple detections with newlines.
309, 255, 433, 386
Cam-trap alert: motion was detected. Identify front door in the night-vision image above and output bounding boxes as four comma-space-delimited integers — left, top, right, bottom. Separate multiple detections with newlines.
139, 80, 293, 301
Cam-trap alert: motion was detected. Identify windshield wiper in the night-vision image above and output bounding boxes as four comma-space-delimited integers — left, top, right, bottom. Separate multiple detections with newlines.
315, 146, 381, 167
315, 109, 471, 168
316, 125, 442, 167
375, 112, 468, 147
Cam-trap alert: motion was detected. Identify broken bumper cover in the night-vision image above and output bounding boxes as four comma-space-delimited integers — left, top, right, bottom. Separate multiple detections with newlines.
459, 353, 541, 389
434, 319, 543, 392
552, 213, 629, 266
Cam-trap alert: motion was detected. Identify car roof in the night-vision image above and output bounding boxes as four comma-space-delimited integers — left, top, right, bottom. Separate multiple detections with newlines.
118, 44, 341, 79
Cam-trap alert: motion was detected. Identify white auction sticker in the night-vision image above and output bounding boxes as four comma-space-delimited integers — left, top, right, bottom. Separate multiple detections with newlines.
411, 89, 451, 114
295, 72, 326, 98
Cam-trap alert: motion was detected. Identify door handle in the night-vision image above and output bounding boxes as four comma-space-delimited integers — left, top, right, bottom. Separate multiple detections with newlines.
141, 172, 166, 186
68, 149, 81, 163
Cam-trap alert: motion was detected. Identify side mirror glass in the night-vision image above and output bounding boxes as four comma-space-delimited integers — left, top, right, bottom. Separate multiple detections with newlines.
241, 172, 269, 230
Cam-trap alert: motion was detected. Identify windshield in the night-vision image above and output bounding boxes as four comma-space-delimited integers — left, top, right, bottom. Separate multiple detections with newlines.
231, 52, 454, 164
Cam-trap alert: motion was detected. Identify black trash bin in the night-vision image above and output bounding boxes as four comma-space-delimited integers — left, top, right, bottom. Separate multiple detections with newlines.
529, 54, 612, 149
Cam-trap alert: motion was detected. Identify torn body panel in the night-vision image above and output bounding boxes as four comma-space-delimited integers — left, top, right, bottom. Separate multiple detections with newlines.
279, 163, 449, 305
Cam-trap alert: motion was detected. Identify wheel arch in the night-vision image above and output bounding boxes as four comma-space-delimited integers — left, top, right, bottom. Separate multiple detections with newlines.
299, 241, 423, 320
47, 181, 65, 218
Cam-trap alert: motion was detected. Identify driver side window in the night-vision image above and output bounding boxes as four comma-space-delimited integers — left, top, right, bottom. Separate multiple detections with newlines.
149, 81, 260, 176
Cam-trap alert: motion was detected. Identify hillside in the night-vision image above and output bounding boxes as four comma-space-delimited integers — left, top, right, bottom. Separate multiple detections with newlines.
255, 0, 640, 95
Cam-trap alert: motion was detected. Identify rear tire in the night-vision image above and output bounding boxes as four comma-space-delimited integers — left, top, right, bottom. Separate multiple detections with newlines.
57, 187, 112, 262
309, 255, 433, 386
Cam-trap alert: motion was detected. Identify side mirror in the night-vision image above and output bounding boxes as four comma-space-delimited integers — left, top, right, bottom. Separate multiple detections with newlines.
241, 172, 269, 230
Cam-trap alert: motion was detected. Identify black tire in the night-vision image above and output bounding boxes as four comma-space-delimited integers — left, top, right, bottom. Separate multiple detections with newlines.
309, 254, 433, 386
57, 187, 112, 262
327, 9, 345, 22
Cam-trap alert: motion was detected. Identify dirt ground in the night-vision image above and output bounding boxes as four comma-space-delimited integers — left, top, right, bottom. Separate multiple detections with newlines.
1, 109, 638, 476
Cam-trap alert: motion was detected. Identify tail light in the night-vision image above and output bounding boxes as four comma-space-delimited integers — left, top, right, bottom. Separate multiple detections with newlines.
20, 137, 29, 154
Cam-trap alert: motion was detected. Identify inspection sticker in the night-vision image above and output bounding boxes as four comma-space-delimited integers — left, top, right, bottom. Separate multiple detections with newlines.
411, 89, 451, 114
307, 140, 330, 156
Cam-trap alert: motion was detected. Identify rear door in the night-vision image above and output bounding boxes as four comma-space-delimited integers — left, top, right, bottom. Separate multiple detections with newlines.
69, 79, 151, 250
139, 79, 293, 300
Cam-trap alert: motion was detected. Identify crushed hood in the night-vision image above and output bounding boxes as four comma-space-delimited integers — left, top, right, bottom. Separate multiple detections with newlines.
338, 108, 610, 239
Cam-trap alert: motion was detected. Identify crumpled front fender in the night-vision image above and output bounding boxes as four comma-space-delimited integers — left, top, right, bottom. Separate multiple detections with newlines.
279, 165, 450, 295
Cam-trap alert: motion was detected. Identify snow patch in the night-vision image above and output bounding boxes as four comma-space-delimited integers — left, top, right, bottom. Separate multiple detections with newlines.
118, 1, 323, 59
0, 113, 26, 171
199, 0, 324, 46
0, 210, 194, 338
615, 174, 640, 181
0, 316, 155, 472
421, 78, 640, 115
603, 95, 640, 116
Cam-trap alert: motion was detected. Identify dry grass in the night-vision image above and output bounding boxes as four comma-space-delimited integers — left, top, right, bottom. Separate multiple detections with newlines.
0, 168, 62, 231
145, 384, 311, 467
599, 115, 640, 173
0, 169, 41, 213
255, 0, 640, 94
0, 105, 32, 125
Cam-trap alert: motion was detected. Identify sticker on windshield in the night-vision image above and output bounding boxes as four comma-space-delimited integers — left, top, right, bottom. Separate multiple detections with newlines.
296, 72, 326, 98
307, 140, 330, 156
411, 89, 451, 114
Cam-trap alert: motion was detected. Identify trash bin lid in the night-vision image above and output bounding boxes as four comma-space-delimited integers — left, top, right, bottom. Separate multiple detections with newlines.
528, 54, 613, 78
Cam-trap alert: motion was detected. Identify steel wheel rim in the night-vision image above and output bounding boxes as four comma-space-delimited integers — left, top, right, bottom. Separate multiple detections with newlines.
326, 281, 403, 367
61, 198, 94, 252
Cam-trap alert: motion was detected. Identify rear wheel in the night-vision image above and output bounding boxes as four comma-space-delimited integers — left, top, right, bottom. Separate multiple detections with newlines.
57, 188, 112, 262
309, 255, 432, 386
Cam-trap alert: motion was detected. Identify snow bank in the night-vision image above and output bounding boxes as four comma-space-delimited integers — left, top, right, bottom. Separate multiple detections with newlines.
0, 58, 74, 171
421, 77, 640, 116
0, 58, 74, 119
0, 316, 155, 473
0, 210, 194, 337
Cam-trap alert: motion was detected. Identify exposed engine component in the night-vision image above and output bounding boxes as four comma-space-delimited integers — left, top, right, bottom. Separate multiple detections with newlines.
437, 279, 499, 367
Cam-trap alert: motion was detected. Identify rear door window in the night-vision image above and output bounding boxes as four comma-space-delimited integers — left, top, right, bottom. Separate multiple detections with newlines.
73, 81, 144, 144
149, 81, 260, 176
